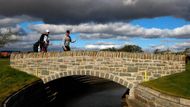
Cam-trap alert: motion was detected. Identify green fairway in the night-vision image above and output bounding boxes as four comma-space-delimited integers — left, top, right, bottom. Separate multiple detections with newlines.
142, 63, 190, 99
0, 58, 39, 104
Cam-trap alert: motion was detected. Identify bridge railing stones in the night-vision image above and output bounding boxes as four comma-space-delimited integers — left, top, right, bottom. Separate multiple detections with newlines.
11, 51, 186, 61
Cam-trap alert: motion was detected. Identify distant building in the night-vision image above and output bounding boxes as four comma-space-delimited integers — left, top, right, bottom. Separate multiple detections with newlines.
0, 51, 20, 58
0, 52, 10, 57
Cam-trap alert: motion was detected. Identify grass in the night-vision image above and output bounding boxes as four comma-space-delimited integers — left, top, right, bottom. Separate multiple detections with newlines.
0, 58, 39, 104
142, 62, 190, 99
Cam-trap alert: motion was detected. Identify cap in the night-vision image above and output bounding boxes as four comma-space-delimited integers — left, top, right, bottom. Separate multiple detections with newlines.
46, 29, 50, 33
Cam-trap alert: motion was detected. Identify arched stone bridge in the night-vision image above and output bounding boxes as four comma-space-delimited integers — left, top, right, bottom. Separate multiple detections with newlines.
10, 51, 186, 97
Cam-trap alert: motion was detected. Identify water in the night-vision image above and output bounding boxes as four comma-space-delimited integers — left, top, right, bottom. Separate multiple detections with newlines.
46, 76, 128, 107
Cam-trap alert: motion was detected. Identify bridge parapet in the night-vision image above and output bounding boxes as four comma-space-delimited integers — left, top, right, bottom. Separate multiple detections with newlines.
11, 51, 185, 61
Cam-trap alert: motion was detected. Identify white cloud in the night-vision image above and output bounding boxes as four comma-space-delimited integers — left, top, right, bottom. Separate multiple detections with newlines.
123, 0, 138, 5
168, 25, 190, 38
85, 44, 119, 50
172, 42, 190, 51
29, 22, 190, 40
147, 40, 190, 52
150, 44, 167, 50
84, 41, 135, 50
85, 41, 121, 50
79, 33, 119, 40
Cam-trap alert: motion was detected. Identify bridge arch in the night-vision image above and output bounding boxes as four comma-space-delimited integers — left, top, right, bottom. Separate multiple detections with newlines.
42, 70, 133, 89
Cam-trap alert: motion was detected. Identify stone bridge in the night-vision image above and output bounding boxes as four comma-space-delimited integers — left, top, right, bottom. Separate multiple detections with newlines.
10, 51, 186, 97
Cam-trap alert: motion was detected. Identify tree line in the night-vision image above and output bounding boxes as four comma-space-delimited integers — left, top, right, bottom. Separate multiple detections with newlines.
101, 45, 143, 53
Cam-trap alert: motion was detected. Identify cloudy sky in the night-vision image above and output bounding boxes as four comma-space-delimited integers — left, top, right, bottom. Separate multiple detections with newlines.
0, 0, 190, 52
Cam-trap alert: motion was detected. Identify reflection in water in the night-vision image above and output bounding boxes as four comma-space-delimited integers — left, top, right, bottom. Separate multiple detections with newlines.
45, 76, 128, 107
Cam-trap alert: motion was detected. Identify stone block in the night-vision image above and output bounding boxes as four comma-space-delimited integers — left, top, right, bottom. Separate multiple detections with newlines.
105, 74, 109, 79
146, 87, 160, 97
76, 59, 82, 62
110, 75, 114, 80
100, 67, 107, 70
128, 84, 133, 88
64, 72, 67, 76
169, 101, 184, 107
112, 72, 119, 75
128, 67, 138, 72
110, 68, 115, 71
95, 72, 99, 77
59, 65, 67, 69
100, 73, 105, 77
120, 73, 131, 76
85, 65, 93, 69
156, 97, 171, 107
51, 75, 56, 80
119, 79, 124, 84
47, 77, 51, 82
115, 77, 119, 81
136, 76, 143, 80
41, 70, 49, 75
55, 74, 59, 78
159, 93, 180, 103
180, 98, 190, 106
86, 70, 90, 75
153, 74, 161, 78
123, 82, 128, 87
57, 59, 63, 62
82, 70, 85, 75
59, 73, 63, 77
127, 77, 135, 80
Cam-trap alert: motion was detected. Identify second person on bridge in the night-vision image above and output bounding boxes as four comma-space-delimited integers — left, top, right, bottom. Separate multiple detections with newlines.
62, 30, 76, 51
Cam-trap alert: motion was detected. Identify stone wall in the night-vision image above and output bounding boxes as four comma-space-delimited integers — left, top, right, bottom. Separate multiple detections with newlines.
10, 51, 186, 95
134, 85, 190, 107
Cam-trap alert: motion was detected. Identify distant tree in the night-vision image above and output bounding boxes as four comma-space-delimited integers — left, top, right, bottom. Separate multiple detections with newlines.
101, 47, 117, 51
101, 45, 143, 53
162, 48, 172, 54
154, 49, 161, 54
183, 48, 190, 64
184, 48, 190, 54
154, 48, 173, 54
118, 45, 143, 52
0, 28, 16, 47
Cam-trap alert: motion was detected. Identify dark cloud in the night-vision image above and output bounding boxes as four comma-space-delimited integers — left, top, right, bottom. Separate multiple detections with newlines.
0, 15, 40, 27
0, 0, 190, 24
